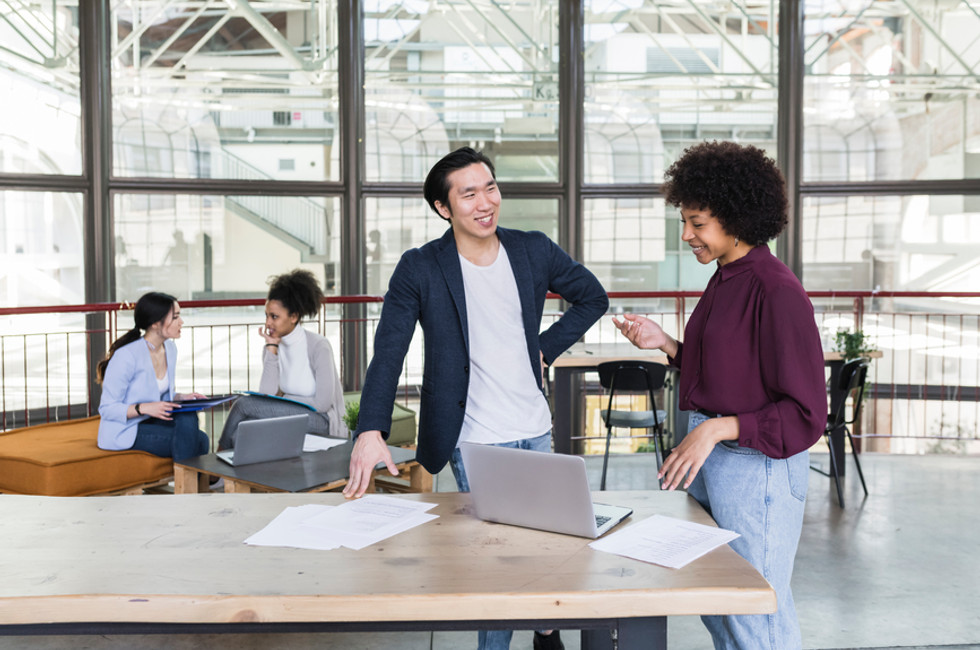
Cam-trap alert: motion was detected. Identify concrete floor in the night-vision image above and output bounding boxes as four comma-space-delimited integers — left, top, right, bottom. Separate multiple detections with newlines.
2, 452, 978, 650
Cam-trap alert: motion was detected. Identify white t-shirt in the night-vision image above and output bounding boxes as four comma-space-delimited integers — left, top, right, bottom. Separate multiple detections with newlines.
457, 245, 553, 445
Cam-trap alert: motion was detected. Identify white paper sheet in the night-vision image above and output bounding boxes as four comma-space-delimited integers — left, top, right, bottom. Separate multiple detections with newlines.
589, 514, 740, 569
303, 435, 348, 452
244, 496, 438, 551
302, 495, 438, 548
244, 504, 342, 550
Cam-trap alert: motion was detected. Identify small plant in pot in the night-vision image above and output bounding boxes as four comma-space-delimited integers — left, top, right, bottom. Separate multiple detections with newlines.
833, 329, 877, 361
343, 400, 360, 435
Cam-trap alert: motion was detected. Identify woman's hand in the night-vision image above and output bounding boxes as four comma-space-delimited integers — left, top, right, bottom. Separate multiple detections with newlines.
136, 401, 178, 421
612, 313, 672, 352
258, 326, 281, 354
658, 416, 738, 490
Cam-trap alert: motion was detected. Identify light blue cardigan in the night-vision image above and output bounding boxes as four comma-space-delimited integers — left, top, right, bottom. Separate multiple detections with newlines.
97, 337, 176, 450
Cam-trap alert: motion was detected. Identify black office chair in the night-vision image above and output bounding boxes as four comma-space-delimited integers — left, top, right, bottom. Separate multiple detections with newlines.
813, 357, 870, 507
596, 360, 668, 491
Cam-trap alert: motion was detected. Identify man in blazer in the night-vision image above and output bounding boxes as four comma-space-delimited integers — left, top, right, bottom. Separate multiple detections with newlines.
345, 147, 606, 650
344, 147, 608, 490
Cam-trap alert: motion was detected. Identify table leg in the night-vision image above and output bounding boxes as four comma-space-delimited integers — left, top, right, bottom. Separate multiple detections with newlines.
409, 464, 433, 492
223, 479, 252, 494
173, 465, 204, 494
581, 617, 666, 650
553, 368, 572, 454
827, 360, 847, 477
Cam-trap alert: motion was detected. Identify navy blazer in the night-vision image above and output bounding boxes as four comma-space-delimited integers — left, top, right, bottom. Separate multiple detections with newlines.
356, 226, 609, 473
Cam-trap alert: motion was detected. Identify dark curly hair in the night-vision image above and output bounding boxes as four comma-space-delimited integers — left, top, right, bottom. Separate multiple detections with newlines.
267, 269, 323, 320
662, 141, 788, 246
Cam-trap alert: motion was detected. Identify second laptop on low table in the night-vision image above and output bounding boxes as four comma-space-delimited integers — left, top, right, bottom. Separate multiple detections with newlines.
216, 414, 308, 466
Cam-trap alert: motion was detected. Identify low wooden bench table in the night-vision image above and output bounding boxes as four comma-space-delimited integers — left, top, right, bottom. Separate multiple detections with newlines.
174, 440, 430, 494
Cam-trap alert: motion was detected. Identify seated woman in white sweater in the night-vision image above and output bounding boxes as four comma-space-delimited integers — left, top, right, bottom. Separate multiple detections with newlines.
218, 269, 345, 449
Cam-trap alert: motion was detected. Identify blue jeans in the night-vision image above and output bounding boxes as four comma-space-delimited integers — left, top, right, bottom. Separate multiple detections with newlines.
685, 411, 808, 650
131, 412, 209, 462
449, 431, 553, 650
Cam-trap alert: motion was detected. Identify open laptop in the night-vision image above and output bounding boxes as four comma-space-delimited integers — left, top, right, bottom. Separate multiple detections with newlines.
459, 443, 633, 539
216, 414, 308, 466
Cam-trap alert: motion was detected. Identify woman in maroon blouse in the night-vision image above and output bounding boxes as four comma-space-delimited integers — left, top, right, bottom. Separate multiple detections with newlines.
614, 141, 826, 650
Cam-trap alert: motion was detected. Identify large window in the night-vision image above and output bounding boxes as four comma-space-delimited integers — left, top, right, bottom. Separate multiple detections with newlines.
363, 0, 561, 182
803, 0, 980, 182
0, 1, 81, 176
110, 1, 340, 181
113, 194, 340, 301
584, 0, 779, 184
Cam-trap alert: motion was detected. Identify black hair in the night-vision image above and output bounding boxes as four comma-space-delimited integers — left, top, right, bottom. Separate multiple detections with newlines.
662, 141, 788, 246
266, 269, 323, 320
423, 146, 496, 219
96, 291, 177, 383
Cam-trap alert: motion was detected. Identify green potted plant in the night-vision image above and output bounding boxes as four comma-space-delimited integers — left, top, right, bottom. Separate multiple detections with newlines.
833, 328, 877, 360
343, 400, 360, 434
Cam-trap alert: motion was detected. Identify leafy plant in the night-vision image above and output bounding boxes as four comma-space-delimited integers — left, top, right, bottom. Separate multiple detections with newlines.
833, 329, 877, 360
343, 400, 360, 432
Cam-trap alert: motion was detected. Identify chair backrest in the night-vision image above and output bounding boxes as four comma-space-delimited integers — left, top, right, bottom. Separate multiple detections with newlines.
597, 360, 667, 393
829, 358, 870, 429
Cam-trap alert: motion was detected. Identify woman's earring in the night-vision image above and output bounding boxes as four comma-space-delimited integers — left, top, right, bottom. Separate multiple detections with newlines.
734, 236, 739, 246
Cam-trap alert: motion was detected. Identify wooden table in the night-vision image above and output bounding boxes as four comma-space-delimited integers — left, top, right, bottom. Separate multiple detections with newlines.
550, 342, 671, 454
0, 491, 775, 649
174, 440, 431, 494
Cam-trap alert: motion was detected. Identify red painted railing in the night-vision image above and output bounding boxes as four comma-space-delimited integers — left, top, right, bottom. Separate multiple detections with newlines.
2, 292, 979, 454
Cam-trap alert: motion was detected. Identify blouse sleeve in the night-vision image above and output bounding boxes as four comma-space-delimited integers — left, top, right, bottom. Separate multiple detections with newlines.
736, 284, 828, 458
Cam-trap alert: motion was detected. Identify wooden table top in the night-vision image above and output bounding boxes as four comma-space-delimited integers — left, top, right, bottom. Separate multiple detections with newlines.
551, 342, 669, 369
0, 491, 774, 626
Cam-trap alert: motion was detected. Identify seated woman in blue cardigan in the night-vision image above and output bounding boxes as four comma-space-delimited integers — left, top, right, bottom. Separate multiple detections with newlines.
96, 292, 209, 461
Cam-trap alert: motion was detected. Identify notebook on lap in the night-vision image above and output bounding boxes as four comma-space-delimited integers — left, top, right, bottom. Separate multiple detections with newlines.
459, 442, 633, 539
216, 414, 308, 466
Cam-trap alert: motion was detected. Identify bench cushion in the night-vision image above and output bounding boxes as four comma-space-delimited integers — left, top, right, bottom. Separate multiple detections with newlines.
0, 416, 173, 496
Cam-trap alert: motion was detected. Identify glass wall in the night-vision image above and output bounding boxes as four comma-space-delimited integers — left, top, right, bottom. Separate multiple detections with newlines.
2, 0, 980, 406
363, 0, 560, 182
584, 0, 779, 184
110, 1, 340, 181
803, 0, 980, 183
113, 194, 340, 300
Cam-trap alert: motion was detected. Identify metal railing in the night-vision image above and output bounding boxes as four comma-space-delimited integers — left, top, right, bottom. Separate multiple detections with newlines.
2, 292, 979, 454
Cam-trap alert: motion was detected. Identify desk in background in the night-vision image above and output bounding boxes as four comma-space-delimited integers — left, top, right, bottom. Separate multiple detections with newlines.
174, 441, 430, 494
550, 343, 671, 455
0, 491, 774, 649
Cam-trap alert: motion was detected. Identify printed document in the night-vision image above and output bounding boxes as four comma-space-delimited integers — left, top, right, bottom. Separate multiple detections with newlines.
244, 496, 438, 551
302, 435, 347, 452
589, 514, 739, 569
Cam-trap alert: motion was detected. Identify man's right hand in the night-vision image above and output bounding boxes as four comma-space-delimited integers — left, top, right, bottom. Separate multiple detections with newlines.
343, 430, 399, 499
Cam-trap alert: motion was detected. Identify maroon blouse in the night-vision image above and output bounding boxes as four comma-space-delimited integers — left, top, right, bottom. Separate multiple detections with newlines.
670, 245, 827, 458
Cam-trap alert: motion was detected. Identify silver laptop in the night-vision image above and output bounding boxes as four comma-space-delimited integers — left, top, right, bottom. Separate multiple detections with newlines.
216, 414, 309, 466
459, 443, 633, 539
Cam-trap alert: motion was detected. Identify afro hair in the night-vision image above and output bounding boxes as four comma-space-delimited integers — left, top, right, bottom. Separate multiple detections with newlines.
662, 141, 788, 246
266, 269, 323, 320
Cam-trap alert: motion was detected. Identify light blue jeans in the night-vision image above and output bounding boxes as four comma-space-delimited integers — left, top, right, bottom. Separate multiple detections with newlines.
685, 411, 808, 650
449, 431, 553, 650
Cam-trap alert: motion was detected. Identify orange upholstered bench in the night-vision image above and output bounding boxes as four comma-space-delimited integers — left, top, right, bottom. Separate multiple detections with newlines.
0, 416, 173, 496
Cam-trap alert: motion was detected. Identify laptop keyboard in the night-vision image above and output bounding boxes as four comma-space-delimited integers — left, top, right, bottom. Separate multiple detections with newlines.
595, 514, 612, 528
